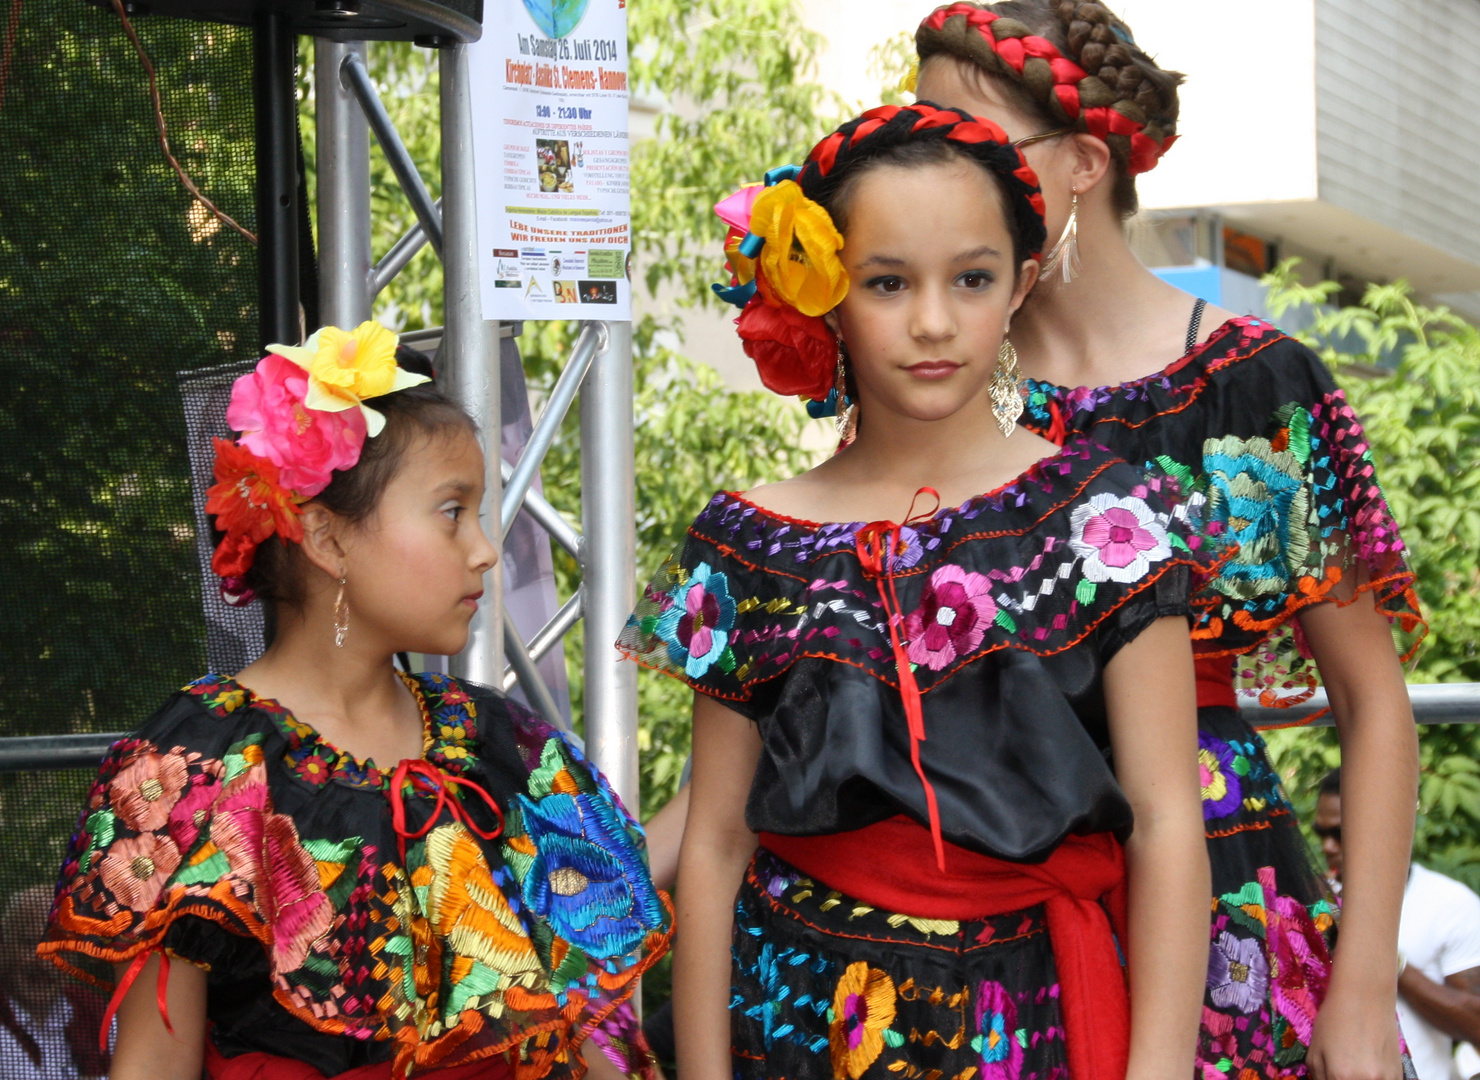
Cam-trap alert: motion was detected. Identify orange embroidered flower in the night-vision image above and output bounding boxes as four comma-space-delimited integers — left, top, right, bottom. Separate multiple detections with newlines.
829, 962, 897, 1079
206, 438, 304, 576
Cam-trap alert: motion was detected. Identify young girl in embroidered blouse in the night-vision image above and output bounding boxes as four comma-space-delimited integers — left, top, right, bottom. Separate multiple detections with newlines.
619, 104, 1209, 1080
40, 326, 671, 1080
910, 6, 1422, 1080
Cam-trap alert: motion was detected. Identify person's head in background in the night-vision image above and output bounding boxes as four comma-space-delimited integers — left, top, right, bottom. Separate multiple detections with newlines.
0, 885, 67, 1019
1315, 767, 1344, 884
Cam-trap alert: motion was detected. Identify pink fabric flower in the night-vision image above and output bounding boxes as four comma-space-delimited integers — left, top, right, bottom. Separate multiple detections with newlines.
99, 832, 181, 911
110, 751, 189, 833
905, 565, 996, 671
227, 353, 367, 497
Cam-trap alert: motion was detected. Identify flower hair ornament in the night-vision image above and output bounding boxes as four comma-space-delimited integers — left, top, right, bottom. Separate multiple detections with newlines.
206, 320, 429, 605
711, 103, 1047, 427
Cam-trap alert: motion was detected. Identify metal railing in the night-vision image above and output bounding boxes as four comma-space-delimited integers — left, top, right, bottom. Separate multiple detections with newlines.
7, 683, 1479, 776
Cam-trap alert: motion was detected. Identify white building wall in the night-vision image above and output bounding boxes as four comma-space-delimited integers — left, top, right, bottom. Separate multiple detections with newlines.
1315, 0, 1480, 280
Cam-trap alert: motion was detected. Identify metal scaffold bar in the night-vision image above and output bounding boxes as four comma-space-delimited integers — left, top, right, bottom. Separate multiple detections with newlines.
526, 589, 584, 665
316, 39, 372, 328
579, 321, 638, 807
371, 200, 441, 296
341, 52, 445, 260
502, 322, 601, 534
500, 458, 582, 559
503, 610, 570, 730
440, 42, 503, 686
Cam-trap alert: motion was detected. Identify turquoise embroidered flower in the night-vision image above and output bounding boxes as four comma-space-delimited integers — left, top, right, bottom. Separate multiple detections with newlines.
654, 561, 737, 678
518, 787, 667, 958
1202, 431, 1312, 601
974, 979, 1023, 1080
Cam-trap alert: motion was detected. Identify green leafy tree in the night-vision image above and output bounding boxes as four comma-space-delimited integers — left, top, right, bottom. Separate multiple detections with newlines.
1259, 262, 1480, 891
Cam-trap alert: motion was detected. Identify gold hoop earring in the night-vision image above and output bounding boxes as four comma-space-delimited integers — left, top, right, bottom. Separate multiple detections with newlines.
990, 338, 1023, 437
333, 574, 349, 648
1041, 191, 1081, 286
834, 337, 858, 442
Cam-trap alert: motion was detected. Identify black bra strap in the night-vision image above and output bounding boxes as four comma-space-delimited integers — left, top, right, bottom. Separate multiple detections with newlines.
1185, 296, 1208, 354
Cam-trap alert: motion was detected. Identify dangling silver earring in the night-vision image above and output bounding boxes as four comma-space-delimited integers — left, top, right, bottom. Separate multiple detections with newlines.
990, 338, 1024, 437
834, 337, 858, 442
1041, 191, 1081, 286
333, 574, 349, 648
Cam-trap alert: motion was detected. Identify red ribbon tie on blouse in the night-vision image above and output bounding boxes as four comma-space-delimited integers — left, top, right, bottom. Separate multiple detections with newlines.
388, 759, 504, 864
854, 486, 949, 872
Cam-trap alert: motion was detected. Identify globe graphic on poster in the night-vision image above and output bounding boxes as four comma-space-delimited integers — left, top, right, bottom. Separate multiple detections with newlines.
523, 0, 590, 39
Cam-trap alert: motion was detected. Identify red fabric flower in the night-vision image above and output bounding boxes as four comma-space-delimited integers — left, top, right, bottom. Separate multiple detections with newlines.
206, 438, 304, 576
735, 298, 836, 400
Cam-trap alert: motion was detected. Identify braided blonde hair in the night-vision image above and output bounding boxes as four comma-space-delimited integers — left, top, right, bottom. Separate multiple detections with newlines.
916, 0, 1183, 216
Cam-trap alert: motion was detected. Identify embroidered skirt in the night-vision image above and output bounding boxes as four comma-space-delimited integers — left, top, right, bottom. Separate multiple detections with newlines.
732, 849, 1069, 1080
1198, 706, 1340, 1080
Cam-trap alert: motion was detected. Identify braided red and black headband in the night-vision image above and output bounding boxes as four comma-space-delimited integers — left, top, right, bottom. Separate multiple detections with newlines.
798, 103, 1048, 261
917, 2, 1176, 175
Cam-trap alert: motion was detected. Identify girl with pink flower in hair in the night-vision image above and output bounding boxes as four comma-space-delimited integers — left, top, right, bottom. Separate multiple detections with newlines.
40, 322, 672, 1080
619, 104, 1216, 1080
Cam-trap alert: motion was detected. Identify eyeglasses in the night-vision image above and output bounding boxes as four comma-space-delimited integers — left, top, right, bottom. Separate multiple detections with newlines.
1012, 127, 1075, 151
1312, 824, 1342, 843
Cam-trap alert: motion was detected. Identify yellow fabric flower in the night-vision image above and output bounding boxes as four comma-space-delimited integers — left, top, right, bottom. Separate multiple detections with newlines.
901, 59, 919, 95
749, 180, 848, 317
268, 320, 429, 437
828, 961, 897, 1080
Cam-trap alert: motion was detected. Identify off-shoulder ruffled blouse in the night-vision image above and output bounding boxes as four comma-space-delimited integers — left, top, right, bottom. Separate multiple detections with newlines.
40, 672, 672, 1079
1020, 316, 1426, 709
619, 435, 1214, 864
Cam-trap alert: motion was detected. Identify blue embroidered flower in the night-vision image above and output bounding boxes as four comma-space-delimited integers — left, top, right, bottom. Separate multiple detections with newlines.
654, 561, 737, 678
1202, 431, 1312, 603
518, 788, 667, 957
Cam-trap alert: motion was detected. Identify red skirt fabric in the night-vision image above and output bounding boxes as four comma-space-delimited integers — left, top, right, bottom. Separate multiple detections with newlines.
760, 817, 1129, 1080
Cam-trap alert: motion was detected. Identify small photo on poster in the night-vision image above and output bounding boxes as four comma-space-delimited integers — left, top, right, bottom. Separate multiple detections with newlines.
493, 248, 521, 289
577, 280, 618, 304
536, 138, 574, 193
554, 281, 579, 303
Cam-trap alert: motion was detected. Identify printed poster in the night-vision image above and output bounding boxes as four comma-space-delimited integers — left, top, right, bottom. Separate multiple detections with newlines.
469, 0, 631, 320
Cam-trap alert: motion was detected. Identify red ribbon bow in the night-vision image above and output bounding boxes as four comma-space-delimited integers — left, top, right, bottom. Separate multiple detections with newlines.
854, 487, 949, 872
388, 758, 505, 864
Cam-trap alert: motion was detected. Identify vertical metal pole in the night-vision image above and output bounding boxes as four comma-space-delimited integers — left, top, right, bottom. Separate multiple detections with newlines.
580, 321, 638, 807
254, 11, 299, 348
440, 43, 504, 684
315, 39, 372, 329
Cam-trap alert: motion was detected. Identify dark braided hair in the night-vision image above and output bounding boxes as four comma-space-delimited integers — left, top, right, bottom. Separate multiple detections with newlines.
798, 104, 1048, 268
916, 0, 1183, 217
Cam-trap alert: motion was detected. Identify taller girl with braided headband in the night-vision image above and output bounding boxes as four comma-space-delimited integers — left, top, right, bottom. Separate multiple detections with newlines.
620, 103, 1212, 1080
40, 323, 671, 1080
912, 5, 1423, 1080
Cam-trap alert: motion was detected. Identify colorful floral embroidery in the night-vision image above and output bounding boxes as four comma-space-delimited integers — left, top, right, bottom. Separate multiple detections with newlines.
829, 963, 898, 1079
1198, 733, 1243, 820
905, 565, 996, 671
43, 673, 671, 1080
975, 979, 1024, 1080
1069, 492, 1174, 584
653, 561, 737, 679
1207, 931, 1269, 1014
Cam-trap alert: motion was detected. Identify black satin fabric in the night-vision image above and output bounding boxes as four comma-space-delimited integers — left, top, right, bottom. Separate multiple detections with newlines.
741, 570, 1188, 864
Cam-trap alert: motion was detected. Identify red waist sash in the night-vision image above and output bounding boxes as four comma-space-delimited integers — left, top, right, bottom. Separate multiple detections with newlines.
1195, 655, 1238, 711
204, 1041, 511, 1080
760, 817, 1129, 1080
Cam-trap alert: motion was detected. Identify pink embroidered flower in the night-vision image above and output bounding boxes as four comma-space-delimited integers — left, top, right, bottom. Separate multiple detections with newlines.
1069, 493, 1173, 583
99, 832, 181, 911
209, 764, 332, 972
975, 980, 1023, 1080
905, 565, 996, 671
227, 353, 367, 497
166, 762, 225, 852
110, 751, 190, 833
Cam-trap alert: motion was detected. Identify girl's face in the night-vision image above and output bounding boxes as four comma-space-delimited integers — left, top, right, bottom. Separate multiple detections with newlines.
338, 429, 497, 657
826, 159, 1038, 425
914, 58, 1078, 242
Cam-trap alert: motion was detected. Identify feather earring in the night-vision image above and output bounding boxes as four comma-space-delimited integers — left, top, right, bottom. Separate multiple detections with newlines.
1041, 191, 1081, 286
